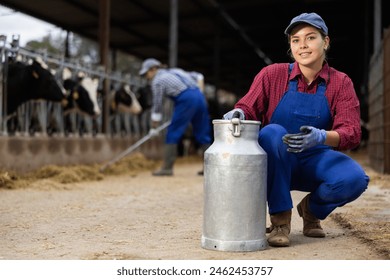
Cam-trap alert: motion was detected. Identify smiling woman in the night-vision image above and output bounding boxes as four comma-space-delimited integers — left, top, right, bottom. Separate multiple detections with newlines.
0, 4, 60, 46
223, 12, 370, 248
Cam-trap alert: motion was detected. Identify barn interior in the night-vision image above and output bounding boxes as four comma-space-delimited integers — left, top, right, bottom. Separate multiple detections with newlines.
0, 0, 388, 97
0, 0, 389, 173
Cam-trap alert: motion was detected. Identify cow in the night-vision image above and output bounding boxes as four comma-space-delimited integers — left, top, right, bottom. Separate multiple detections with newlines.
109, 84, 142, 137
60, 68, 102, 137
110, 84, 141, 115
136, 84, 153, 135
62, 68, 101, 116
4, 56, 67, 134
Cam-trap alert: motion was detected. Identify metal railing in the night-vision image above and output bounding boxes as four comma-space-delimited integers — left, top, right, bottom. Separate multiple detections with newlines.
0, 35, 152, 138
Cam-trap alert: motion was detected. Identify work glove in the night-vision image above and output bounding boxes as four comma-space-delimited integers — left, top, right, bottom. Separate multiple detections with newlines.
223, 108, 245, 120
148, 128, 159, 137
282, 126, 326, 153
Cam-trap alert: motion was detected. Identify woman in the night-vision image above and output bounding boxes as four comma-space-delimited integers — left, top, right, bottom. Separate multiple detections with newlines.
224, 12, 369, 247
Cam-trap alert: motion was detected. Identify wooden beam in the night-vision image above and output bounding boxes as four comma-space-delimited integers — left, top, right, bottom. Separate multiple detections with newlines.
99, 0, 110, 133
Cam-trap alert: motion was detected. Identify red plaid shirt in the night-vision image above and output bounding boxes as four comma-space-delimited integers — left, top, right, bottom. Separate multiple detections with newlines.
235, 62, 361, 150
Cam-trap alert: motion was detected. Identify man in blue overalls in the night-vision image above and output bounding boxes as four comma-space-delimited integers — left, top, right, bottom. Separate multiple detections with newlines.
224, 13, 369, 247
139, 58, 211, 176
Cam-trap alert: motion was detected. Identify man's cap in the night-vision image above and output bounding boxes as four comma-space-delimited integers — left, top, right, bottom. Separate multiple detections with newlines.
139, 58, 161, 76
284, 12, 328, 35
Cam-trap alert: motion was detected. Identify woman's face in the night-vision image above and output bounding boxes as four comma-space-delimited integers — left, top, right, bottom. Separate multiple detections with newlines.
145, 67, 157, 81
289, 24, 329, 68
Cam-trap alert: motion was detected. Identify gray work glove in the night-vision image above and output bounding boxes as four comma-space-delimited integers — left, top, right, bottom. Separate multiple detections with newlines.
282, 126, 326, 153
223, 108, 245, 120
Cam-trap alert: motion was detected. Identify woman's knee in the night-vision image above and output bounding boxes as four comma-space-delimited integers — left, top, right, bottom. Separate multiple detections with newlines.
350, 171, 369, 199
317, 169, 369, 203
258, 124, 287, 150
342, 163, 369, 200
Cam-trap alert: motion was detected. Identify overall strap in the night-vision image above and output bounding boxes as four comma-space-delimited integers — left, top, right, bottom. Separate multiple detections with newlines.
288, 63, 297, 91
169, 70, 196, 89
288, 63, 294, 75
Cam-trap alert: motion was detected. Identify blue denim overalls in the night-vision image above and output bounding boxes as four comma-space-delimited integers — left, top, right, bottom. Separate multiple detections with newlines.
258, 64, 369, 219
165, 72, 211, 145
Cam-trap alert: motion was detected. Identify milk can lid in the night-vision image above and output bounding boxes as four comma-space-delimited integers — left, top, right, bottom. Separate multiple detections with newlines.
212, 119, 261, 125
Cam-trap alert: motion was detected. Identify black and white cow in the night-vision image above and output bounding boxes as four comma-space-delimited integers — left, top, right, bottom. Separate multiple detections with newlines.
5, 56, 66, 134
109, 84, 142, 136
60, 68, 101, 136
110, 84, 141, 115
62, 68, 101, 116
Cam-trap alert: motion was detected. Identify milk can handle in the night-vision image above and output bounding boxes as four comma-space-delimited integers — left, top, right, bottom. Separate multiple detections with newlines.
231, 117, 241, 137
228, 111, 243, 137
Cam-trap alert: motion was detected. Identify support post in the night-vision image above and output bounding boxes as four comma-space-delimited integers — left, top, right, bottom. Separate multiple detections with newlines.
99, 0, 111, 133
169, 0, 178, 68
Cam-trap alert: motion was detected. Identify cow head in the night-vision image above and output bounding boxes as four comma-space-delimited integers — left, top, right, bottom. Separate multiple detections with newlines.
28, 58, 66, 102
63, 81, 101, 117
61, 68, 101, 117
114, 84, 142, 114
6, 57, 67, 115
80, 77, 101, 116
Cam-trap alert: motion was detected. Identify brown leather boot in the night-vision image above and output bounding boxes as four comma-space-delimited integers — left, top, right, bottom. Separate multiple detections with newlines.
267, 210, 292, 247
297, 194, 325, 238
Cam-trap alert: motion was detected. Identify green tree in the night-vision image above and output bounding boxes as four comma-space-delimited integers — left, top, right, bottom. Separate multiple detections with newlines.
25, 33, 62, 56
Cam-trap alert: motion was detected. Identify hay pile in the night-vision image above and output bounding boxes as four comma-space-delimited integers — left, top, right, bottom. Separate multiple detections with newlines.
0, 152, 158, 190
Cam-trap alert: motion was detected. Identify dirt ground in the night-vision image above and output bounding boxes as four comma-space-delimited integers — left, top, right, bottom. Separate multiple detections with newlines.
0, 150, 389, 260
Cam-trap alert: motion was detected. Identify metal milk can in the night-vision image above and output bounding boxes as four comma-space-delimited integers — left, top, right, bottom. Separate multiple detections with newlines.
202, 118, 267, 251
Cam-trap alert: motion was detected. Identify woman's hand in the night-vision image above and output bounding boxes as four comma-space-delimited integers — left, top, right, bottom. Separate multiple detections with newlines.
283, 126, 326, 153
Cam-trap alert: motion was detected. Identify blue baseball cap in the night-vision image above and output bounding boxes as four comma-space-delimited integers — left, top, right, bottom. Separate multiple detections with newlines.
284, 13, 328, 35
139, 58, 161, 76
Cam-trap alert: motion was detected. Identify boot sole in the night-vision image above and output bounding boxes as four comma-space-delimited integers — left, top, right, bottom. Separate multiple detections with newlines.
152, 172, 173, 176
268, 241, 290, 247
303, 231, 326, 238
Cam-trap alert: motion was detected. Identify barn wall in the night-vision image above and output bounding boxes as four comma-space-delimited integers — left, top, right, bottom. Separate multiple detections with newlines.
383, 28, 390, 173
368, 28, 390, 174
0, 136, 163, 173
368, 38, 384, 173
